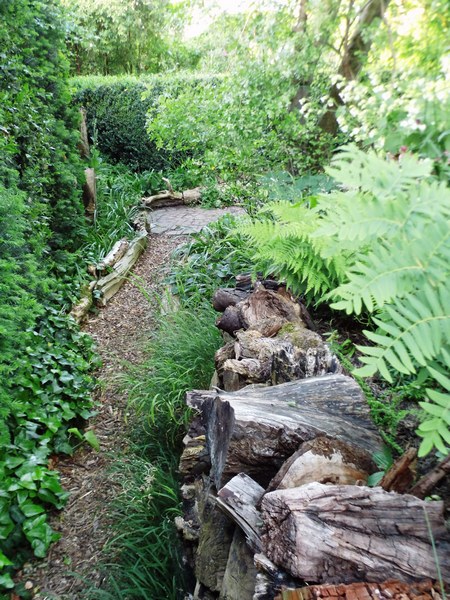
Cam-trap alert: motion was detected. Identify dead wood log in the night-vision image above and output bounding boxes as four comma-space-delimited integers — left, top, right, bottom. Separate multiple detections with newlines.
213, 288, 251, 312
220, 528, 257, 600
183, 187, 202, 205
380, 447, 417, 493
94, 239, 129, 276
82, 167, 96, 219
96, 233, 147, 306
261, 482, 450, 584
142, 190, 184, 208
215, 473, 265, 552
409, 454, 450, 499
188, 375, 383, 488
216, 306, 244, 336
277, 579, 446, 600
266, 436, 376, 493
142, 187, 202, 209
69, 280, 96, 324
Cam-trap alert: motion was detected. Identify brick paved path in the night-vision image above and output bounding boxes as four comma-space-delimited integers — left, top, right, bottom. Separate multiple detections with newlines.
149, 204, 245, 235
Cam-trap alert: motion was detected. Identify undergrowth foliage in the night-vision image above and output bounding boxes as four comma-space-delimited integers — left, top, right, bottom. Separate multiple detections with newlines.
241, 145, 450, 457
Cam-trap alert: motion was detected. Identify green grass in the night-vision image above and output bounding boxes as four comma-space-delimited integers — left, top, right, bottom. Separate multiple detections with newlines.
83, 303, 222, 599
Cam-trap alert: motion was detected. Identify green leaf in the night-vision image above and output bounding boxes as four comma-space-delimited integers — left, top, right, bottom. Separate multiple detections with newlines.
83, 430, 100, 451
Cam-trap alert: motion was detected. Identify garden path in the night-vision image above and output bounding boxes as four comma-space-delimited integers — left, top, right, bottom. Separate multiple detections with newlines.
17, 204, 241, 599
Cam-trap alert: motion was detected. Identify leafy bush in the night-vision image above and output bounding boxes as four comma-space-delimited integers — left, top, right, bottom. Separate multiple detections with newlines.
72, 73, 217, 172
240, 146, 449, 456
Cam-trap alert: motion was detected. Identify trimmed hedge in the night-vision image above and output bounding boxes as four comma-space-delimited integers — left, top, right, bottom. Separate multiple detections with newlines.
71, 73, 218, 172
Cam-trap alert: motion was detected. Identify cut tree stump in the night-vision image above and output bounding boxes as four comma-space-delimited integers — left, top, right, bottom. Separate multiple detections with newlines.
261, 482, 450, 584
82, 167, 96, 219
96, 233, 147, 306
187, 375, 383, 488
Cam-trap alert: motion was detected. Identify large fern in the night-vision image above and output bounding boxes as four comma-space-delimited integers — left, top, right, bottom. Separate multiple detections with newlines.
240, 145, 449, 456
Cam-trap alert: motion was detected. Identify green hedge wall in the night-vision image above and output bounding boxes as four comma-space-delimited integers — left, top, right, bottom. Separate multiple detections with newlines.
71, 74, 217, 172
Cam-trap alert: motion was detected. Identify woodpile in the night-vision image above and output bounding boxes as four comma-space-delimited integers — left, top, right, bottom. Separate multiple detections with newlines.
212, 281, 340, 391
178, 278, 450, 600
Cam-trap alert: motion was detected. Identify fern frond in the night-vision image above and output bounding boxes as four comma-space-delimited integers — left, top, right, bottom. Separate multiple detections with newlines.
326, 144, 433, 197
354, 287, 450, 382
331, 220, 450, 314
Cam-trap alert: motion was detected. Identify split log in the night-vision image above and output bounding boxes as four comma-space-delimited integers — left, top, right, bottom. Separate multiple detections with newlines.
213, 288, 251, 312
409, 454, 450, 499
278, 579, 447, 600
96, 233, 147, 306
82, 167, 96, 219
220, 528, 258, 600
187, 374, 383, 488
94, 239, 129, 276
266, 436, 376, 493
216, 306, 244, 336
236, 273, 253, 291
261, 482, 450, 584
69, 281, 96, 324
380, 447, 417, 493
215, 473, 264, 552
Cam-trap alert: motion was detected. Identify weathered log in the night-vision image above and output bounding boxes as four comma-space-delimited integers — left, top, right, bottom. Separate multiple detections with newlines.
213, 288, 251, 312
95, 239, 129, 276
69, 281, 96, 324
277, 579, 446, 600
409, 454, 450, 499
236, 273, 253, 291
82, 167, 96, 219
142, 190, 184, 208
142, 187, 202, 209
96, 233, 147, 306
195, 501, 235, 592
380, 447, 417, 493
183, 187, 202, 205
188, 375, 383, 488
261, 482, 450, 584
266, 436, 376, 493
216, 474, 265, 552
220, 528, 258, 600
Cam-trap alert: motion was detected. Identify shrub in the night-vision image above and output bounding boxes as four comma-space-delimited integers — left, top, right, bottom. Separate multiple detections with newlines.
71, 73, 217, 172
